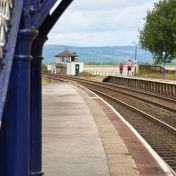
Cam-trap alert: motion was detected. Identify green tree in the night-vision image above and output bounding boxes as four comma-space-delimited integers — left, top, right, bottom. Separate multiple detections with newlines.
42, 63, 47, 74
140, 0, 176, 67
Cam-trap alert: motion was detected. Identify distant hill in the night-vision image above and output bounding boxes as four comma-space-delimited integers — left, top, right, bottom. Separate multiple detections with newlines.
43, 45, 153, 64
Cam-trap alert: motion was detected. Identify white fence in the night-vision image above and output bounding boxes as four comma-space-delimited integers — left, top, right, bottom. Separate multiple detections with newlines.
85, 66, 137, 76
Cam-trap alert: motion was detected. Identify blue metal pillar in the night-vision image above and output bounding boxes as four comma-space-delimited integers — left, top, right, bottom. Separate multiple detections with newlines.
29, 2, 73, 174
30, 35, 47, 176
0, 29, 38, 176
0, 1, 73, 175
0, 107, 6, 176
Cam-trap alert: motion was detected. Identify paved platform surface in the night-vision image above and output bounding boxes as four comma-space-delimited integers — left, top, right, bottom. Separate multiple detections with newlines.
42, 83, 169, 176
42, 83, 110, 176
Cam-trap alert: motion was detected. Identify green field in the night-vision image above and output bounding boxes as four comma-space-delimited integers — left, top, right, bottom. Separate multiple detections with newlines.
85, 64, 117, 68
138, 73, 176, 80
138, 65, 176, 80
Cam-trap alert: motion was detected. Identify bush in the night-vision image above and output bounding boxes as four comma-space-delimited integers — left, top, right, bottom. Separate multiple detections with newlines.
42, 63, 47, 74
78, 71, 96, 78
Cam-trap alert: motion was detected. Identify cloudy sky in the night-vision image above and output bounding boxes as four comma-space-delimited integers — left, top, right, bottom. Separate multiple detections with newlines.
47, 0, 158, 46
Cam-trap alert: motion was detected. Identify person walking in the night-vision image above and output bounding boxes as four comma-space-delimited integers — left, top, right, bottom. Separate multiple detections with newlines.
119, 63, 123, 75
127, 60, 133, 76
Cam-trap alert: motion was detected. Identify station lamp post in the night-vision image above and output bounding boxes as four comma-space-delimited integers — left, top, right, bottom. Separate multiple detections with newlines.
162, 51, 166, 78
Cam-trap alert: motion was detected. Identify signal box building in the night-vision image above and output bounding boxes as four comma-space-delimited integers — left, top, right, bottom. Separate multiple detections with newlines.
55, 49, 84, 75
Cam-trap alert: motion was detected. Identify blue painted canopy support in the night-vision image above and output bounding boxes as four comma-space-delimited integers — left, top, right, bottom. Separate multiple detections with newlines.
38, 0, 73, 35
0, 28, 38, 176
0, 0, 23, 121
30, 0, 73, 175
30, 36, 47, 176
0, 0, 73, 175
37, 0, 61, 28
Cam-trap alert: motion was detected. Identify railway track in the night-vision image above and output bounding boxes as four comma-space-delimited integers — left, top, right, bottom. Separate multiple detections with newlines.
47, 74, 176, 173
51, 74, 176, 113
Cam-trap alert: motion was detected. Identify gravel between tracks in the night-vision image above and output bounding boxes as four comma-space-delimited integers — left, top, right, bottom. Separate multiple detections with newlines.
98, 94, 176, 171
79, 82, 176, 129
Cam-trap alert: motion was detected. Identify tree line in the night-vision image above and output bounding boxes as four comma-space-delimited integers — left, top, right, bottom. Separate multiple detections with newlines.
140, 0, 176, 67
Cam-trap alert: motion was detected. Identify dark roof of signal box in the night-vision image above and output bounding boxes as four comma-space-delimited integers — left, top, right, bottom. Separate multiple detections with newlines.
55, 49, 78, 57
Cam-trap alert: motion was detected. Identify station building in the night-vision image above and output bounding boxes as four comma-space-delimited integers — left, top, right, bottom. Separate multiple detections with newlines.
55, 49, 84, 75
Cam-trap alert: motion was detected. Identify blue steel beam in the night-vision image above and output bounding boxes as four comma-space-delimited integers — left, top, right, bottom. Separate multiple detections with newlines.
30, 36, 48, 176
0, 0, 23, 121
36, 0, 58, 28
0, 1, 38, 175
0, 28, 38, 176
29, 1, 73, 175
0, 0, 74, 175
39, 0, 73, 35
37, 0, 73, 29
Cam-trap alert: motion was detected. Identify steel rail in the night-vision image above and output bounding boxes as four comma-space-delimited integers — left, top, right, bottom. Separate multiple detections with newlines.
51, 74, 176, 114
87, 88, 176, 135
54, 74, 176, 103
47, 75, 176, 131
105, 81, 176, 102
71, 77, 176, 114
46, 74, 176, 173
47, 74, 176, 133
84, 86, 176, 176
87, 87, 176, 173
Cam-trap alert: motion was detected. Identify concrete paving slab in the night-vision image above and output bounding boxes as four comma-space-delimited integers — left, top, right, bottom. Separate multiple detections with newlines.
42, 83, 110, 176
77, 87, 140, 176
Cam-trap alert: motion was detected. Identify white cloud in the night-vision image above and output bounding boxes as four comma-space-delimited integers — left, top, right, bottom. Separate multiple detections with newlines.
47, 30, 138, 46
69, 0, 155, 12
46, 0, 158, 46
